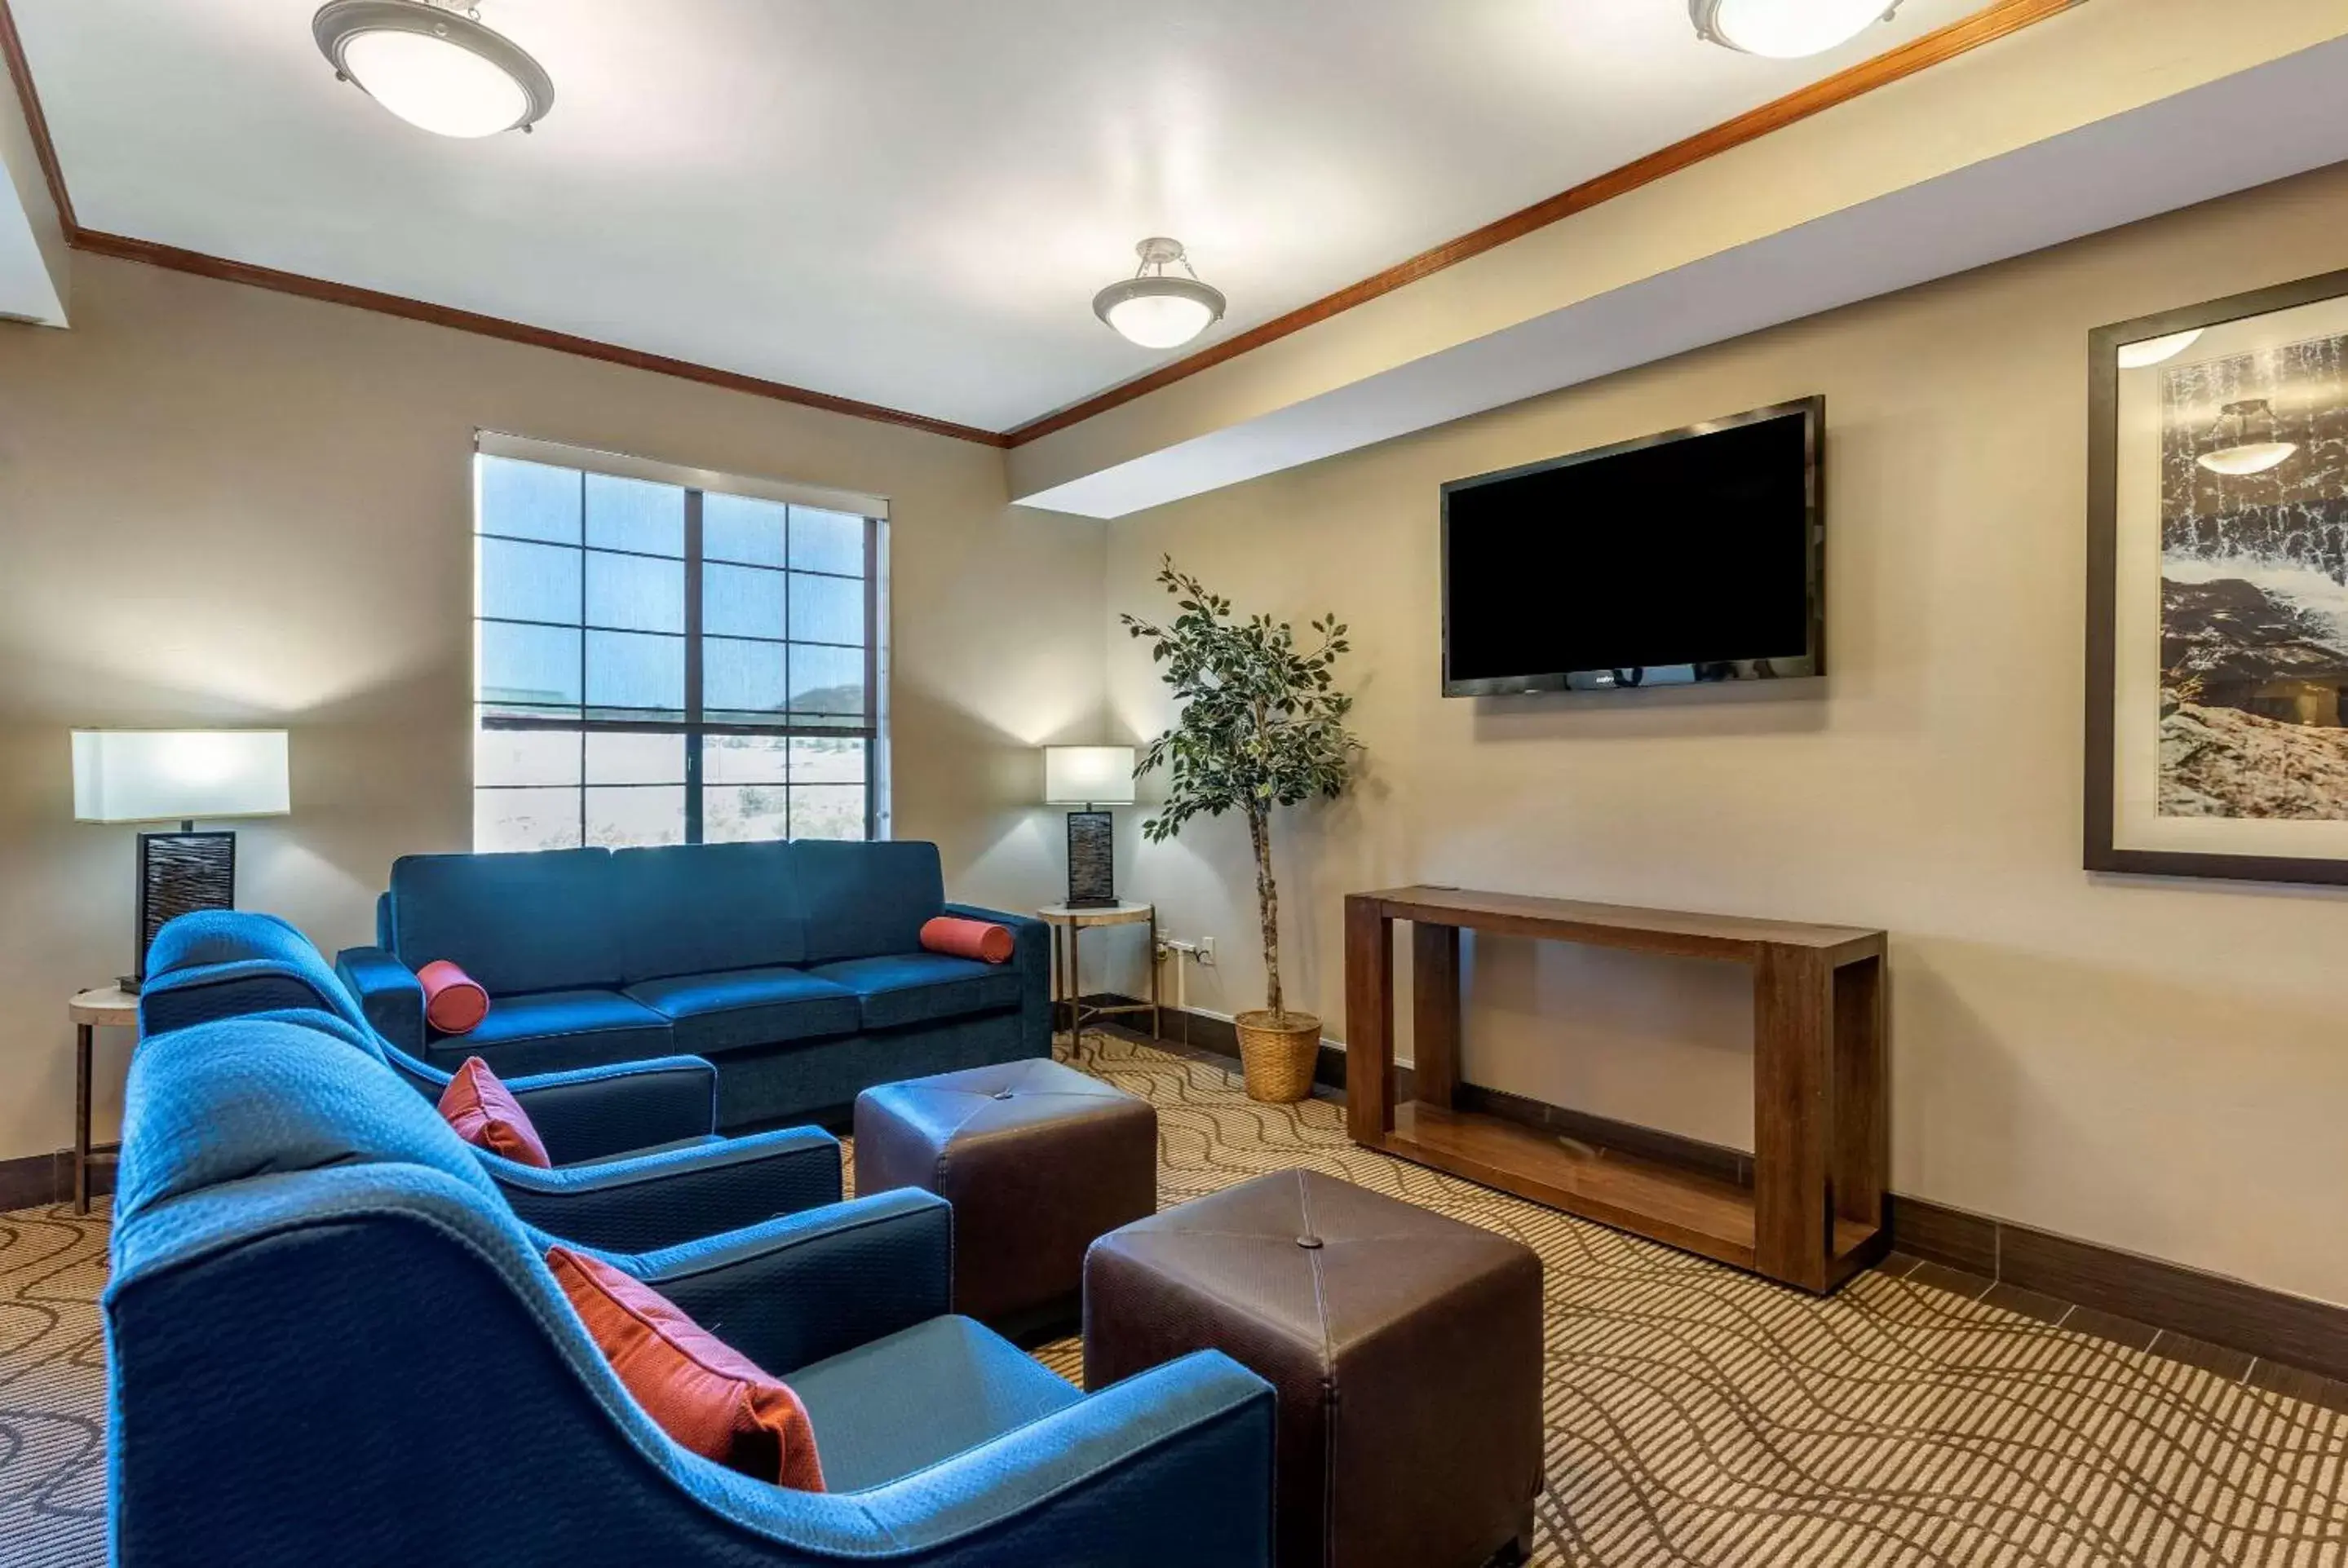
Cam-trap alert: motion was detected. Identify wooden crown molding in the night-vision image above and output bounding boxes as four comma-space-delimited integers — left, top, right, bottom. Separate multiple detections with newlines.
3, 0, 2078, 453
0, 0, 72, 232
66, 228, 1010, 446
1002, 0, 2085, 448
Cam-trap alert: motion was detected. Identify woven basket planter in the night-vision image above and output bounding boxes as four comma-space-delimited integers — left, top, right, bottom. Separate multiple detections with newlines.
1235, 1010, 1321, 1103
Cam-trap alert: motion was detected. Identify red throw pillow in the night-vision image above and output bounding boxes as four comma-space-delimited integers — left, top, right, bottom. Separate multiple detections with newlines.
548, 1247, 825, 1491
417, 959, 490, 1035
436, 1057, 552, 1168
920, 916, 1015, 965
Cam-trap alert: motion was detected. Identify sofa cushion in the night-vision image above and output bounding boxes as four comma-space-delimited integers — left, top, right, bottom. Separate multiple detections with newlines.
390, 849, 621, 996
786, 1315, 1079, 1494
804, 952, 1024, 1031
607, 841, 808, 983
624, 967, 862, 1056
427, 988, 673, 1076
791, 841, 944, 964
548, 1247, 825, 1491
436, 1057, 552, 1168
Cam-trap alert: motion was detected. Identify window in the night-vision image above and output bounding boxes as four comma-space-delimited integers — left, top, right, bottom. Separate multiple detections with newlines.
472, 440, 886, 851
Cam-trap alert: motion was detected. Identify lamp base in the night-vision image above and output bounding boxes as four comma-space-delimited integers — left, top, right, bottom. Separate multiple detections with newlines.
1064, 810, 1117, 908
135, 828, 237, 983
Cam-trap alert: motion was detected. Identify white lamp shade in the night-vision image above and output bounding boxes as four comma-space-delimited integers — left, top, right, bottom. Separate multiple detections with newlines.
1044, 745, 1136, 806
73, 731, 292, 823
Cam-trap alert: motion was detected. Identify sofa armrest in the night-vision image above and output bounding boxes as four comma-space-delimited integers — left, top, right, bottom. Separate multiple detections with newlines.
945, 902, 1054, 1054
623, 1189, 951, 1374
487, 1124, 847, 1255
507, 1058, 719, 1159
850, 1350, 1276, 1565
332, 946, 425, 1057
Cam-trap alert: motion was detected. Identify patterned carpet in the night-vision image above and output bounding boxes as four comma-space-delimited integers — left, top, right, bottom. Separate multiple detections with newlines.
6, 1032, 2348, 1566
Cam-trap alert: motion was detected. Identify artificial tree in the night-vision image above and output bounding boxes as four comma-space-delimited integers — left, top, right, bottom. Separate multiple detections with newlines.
1123, 558, 1360, 1098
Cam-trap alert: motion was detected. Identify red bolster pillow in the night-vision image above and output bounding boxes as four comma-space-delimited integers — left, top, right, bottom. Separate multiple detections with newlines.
437, 1057, 553, 1168
921, 916, 1015, 965
417, 959, 490, 1035
549, 1247, 825, 1491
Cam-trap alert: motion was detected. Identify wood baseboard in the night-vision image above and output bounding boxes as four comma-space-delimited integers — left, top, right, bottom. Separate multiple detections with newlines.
1888, 1195, 2348, 1385
1098, 996, 2348, 1384
0, 1149, 113, 1212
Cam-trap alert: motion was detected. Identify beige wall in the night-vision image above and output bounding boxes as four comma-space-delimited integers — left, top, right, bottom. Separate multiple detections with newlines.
0, 253, 1103, 1164
1105, 161, 2348, 1310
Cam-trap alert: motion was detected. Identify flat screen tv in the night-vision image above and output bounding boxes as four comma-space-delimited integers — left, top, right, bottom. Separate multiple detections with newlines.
1441, 395, 1823, 696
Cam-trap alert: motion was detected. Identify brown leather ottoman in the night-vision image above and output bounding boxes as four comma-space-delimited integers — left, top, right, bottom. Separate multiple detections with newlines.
1085, 1169, 1542, 1568
853, 1058, 1156, 1336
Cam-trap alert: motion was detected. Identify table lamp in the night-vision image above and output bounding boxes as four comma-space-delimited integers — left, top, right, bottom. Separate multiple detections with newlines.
1044, 745, 1135, 908
72, 730, 292, 990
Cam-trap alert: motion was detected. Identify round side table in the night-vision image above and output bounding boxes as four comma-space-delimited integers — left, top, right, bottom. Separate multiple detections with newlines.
70, 986, 137, 1213
1037, 903, 1161, 1043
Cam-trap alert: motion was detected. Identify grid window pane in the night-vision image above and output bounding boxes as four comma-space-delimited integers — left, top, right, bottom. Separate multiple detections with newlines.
705, 563, 786, 638
790, 735, 866, 784
789, 572, 863, 646
790, 507, 864, 576
704, 733, 790, 784
705, 637, 787, 715
477, 727, 581, 787
475, 453, 878, 850
704, 784, 790, 843
480, 621, 582, 709
791, 785, 867, 840
586, 731, 686, 784
587, 550, 685, 633
586, 630, 684, 713
586, 474, 684, 556
790, 643, 864, 718
705, 493, 786, 567
476, 787, 582, 852
479, 457, 580, 544
587, 785, 686, 847
479, 537, 580, 625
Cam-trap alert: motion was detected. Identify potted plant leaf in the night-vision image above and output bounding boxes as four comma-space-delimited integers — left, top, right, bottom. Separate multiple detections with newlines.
1123, 558, 1361, 1102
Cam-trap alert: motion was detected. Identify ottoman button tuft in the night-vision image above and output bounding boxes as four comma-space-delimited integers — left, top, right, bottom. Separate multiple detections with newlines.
1295, 1235, 1324, 1249
993, 1089, 1016, 1100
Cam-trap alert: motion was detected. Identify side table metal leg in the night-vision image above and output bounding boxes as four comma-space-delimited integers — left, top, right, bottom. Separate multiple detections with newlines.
74, 1023, 93, 1214
1068, 922, 1084, 1039
1148, 909, 1162, 1040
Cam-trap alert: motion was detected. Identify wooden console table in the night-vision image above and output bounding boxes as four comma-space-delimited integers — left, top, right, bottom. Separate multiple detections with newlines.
1344, 887, 1887, 1293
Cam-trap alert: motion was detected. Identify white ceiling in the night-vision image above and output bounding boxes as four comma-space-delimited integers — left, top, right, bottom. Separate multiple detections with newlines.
12, 0, 1984, 434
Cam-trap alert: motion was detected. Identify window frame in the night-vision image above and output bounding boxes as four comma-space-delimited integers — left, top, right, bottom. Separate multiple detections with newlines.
471, 435, 889, 850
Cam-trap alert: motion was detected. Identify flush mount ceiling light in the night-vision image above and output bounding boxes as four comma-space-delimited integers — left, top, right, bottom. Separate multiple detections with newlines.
2197, 398, 2298, 476
314, 0, 553, 138
2117, 328, 2204, 369
1690, 0, 1905, 58
1093, 238, 1227, 350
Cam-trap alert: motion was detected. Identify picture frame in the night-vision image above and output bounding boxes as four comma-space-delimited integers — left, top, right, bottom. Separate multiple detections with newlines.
2087, 264, 2348, 884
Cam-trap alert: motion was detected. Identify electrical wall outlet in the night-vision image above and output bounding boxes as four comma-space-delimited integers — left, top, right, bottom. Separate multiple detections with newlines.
1197, 935, 1217, 967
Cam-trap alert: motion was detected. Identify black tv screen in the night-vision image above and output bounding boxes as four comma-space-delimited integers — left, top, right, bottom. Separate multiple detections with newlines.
1441, 397, 1823, 696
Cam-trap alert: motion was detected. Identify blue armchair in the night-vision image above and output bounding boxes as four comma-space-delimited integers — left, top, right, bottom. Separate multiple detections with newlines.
139, 910, 844, 1253
106, 1014, 1278, 1567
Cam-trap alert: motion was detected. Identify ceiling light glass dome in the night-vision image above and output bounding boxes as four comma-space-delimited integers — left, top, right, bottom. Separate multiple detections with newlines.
2196, 399, 2297, 476
1094, 238, 1228, 350
313, 0, 553, 138
2116, 329, 2203, 370
1691, 0, 1905, 59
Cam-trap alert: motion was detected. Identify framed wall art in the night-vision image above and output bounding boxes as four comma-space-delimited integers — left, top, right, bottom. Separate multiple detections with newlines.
2088, 266, 2348, 883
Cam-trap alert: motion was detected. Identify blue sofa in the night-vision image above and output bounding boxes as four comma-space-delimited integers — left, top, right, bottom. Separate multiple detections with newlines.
107, 1009, 1277, 1566
138, 908, 847, 1254
334, 839, 1051, 1130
